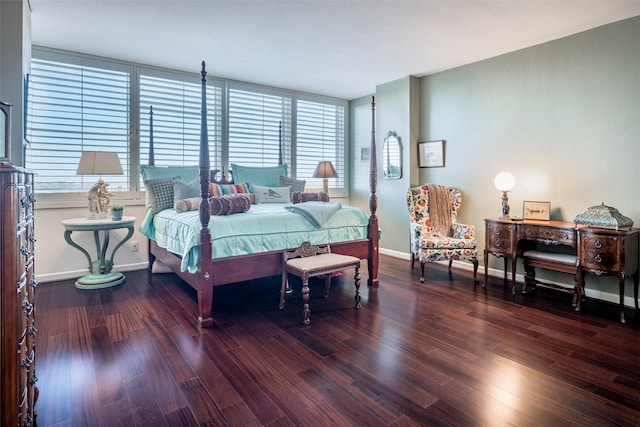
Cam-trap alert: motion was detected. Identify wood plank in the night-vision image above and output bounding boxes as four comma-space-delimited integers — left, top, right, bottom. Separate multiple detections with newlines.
33, 258, 640, 426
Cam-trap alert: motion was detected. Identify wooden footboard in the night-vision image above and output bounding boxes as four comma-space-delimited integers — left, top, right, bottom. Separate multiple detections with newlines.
146, 64, 378, 326
148, 237, 377, 327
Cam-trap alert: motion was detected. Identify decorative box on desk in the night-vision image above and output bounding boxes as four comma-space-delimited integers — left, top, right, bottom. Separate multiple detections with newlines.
573, 203, 634, 230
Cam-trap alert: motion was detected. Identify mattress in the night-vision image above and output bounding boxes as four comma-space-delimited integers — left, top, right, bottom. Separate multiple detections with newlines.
139, 203, 369, 273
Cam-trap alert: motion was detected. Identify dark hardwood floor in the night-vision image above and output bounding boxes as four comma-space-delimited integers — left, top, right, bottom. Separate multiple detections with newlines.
34, 255, 640, 426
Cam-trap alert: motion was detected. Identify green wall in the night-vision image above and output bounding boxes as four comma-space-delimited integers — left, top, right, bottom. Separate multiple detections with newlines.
351, 15, 640, 305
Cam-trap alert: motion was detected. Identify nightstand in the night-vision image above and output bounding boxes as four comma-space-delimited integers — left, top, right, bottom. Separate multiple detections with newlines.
62, 216, 136, 289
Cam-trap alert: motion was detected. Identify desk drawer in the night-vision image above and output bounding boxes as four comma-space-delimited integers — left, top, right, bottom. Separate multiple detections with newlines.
519, 224, 575, 247
485, 221, 515, 253
579, 232, 622, 271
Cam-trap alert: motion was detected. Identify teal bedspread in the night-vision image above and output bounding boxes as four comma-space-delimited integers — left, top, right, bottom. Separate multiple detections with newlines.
285, 201, 342, 227
139, 203, 369, 273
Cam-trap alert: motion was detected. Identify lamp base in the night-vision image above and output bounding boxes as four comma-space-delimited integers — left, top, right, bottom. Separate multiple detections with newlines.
322, 178, 329, 194
88, 178, 114, 219
500, 191, 510, 220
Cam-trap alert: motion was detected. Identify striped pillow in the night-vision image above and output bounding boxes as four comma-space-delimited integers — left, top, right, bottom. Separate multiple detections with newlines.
209, 182, 251, 196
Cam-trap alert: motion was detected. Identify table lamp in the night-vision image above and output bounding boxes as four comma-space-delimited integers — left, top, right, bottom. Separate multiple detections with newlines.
494, 171, 515, 220
313, 161, 338, 194
77, 151, 124, 219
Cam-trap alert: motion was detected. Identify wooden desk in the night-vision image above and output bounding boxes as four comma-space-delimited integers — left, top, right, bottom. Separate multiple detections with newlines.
62, 216, 136, 289
484, 218, 639, 322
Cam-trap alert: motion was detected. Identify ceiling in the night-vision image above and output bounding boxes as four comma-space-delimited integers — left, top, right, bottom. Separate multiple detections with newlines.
29, 1, 640, 100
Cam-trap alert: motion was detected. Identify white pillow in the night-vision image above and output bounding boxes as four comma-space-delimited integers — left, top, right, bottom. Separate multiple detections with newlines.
253, 185, 291, 203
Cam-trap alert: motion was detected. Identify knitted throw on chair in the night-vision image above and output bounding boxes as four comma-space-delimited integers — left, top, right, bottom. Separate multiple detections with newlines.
426, 184, 452, 236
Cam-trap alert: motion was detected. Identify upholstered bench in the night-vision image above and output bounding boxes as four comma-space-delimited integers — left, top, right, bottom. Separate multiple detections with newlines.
280, 242, 361, 325
522, 250, 578, 305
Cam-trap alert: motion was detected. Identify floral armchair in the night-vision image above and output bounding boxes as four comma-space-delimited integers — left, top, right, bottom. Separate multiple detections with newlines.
407, 184, 479, 283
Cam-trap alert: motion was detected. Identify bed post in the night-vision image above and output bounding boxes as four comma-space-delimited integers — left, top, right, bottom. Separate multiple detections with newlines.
198, 61, 214, 327
368, 96, 379, 286
147, 105, 156, 274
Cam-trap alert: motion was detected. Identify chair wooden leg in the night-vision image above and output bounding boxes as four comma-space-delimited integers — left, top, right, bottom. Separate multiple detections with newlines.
411, 252, 415, 269
471, 258, 481, 286
448, 260, 453, 271
324, 275, 331, 297
302, 278, 311, 325
279, 272, 288, 309
354, 267, 361, 308
420, 262, 425, 283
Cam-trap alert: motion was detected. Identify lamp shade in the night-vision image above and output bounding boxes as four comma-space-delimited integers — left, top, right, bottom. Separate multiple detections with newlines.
76, 151, 124, 176
494, 172, 515, 192
313, 161, 338, 179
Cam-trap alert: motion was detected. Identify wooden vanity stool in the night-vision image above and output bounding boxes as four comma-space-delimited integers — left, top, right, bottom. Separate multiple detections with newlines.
280, 242, 361, 325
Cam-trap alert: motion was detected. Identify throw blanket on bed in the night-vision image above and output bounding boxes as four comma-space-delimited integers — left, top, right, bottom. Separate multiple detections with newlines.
427, 184, 452, 236
285, 201, 342, 227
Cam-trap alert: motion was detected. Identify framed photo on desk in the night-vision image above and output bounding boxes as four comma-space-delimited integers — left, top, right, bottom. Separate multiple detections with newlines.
523, 201, 550, 220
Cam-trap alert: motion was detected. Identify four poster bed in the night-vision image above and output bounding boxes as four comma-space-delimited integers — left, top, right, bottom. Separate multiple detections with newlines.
141, 62, 379, 327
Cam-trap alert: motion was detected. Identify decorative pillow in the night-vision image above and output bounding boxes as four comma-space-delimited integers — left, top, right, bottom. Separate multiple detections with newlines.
292, 192, 330, 204
140, 164, 199, 182
280, 175, 305, 199
174, 177, 200, 202
209, 194, 251, 216
254, 185, 291, 203
231, 163, 288, 187
210, 182, 251, 196
175, 197, 201, 213
144, 177, 175, 214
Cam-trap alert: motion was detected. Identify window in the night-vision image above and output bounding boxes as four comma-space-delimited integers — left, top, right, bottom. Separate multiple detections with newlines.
228, 86, 292, 169
139, 70, 223, 172
296, 98, 346, 190
27, 48, 349, 204
26, 56, 131, 198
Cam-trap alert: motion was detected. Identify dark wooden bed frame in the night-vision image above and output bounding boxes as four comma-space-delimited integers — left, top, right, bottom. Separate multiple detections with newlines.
147, 62, 379, 326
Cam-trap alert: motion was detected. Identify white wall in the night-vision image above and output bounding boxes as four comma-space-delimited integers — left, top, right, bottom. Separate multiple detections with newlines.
35, 205, 150, 283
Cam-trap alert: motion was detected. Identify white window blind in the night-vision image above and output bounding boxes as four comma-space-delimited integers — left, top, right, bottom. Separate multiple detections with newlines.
296, 99, 345, 189
139, 73, 223, 172
228, 88, 292, 169
26, 59, 130, 194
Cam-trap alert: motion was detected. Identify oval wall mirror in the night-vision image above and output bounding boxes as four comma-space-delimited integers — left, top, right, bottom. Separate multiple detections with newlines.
382, 131, 402, 179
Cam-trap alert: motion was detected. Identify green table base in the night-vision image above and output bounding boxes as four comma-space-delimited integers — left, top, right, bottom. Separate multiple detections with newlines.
62, 216, 136, 291
75, 271, 125, 289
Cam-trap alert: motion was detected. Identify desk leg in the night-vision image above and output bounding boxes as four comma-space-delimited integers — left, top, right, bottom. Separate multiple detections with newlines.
511, 256, 518, 295
634, 271, 639, 313
484, 250, 489, 286
503, 257, 508, 285
575, 269, 584, 313
618, 273, 626, 324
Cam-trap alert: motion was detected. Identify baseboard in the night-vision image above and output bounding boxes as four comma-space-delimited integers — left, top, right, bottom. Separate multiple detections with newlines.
382, 249, 638, 309
379, 247, 411, 260
36, 262, 148, 284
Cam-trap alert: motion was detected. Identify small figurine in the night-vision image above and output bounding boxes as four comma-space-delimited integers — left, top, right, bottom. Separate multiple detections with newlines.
88, 179, 113, 219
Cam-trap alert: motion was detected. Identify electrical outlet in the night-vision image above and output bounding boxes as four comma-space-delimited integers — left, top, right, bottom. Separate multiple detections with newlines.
130, 241, 138, 252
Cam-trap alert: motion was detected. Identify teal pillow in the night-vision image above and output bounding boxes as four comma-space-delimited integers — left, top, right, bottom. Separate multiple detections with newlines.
140, 164, 199, 182
173, 177, 200, 203
231, 163, 288, 188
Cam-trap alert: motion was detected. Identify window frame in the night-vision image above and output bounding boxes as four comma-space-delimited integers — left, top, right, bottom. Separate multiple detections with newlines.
28, 47, 350, 208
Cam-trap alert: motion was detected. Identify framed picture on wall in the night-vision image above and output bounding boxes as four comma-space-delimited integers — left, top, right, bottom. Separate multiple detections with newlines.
418, 140, 445, 168
523, 201, 550, 220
